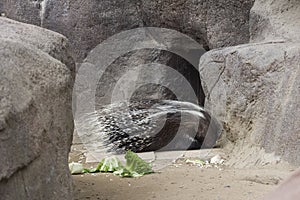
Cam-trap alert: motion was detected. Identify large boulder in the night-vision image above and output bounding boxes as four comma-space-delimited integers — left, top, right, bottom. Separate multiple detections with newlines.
0, 17, 74, 199
75, 27, 207, 109
0, 0, 255, 110
94, 49, 206, 107
140, 0, 254, 50
200, 0, 300, 166
0, 0, 254, 62
200, 42, 300, 166
0, 0, 42, 26
250, 0, 300, 43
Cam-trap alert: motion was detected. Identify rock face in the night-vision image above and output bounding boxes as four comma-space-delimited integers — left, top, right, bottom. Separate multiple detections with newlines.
0, 0, 42, 26
94, 49, 206, 107
72, 27, 207, 115
0, 0, 254, 62
250, 0, 300, 43
200, 0, 300, 166
0, 17, 74, 199
3, 0, 299, 167
140, 0, 254, 51
200, 42, 300, 166
0, 0, 255, 111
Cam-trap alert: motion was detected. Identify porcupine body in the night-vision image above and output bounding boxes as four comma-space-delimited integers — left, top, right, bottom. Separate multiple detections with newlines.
76, 100, 221, 154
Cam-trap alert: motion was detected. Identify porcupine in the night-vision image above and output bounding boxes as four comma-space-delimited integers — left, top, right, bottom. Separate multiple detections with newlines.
76, 99, 222, 154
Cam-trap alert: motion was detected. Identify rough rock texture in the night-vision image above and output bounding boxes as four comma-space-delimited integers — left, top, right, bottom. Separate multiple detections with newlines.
93, 49, 205, 108
0, 17, 74, 199
0, 0, 254, 110
0, 0, 42, 26
199, 0, 255, 49
71, 27, 207, 117
0, 17, 75, 75
200, 0, 300, 166
200, 42, 300, 166
0, 0, 254, 62
140, 0, 254, 51
250, 0, 300, 43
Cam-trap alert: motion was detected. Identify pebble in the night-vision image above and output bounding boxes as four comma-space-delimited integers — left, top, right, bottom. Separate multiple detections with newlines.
210, 154, 225, 165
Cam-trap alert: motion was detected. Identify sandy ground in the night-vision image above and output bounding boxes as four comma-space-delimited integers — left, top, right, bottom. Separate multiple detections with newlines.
73, 165, 295, 200
69, 143, 296, 200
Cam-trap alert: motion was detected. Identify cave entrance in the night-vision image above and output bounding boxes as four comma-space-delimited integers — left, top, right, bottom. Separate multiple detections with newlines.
95, 48, 206, 108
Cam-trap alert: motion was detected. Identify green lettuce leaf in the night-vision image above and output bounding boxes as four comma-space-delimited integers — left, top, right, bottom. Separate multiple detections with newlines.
99, 157, 123, 172
69, 162, 84, 174
123, 150, 153, 176
71, 151, 153, 177
113, 168, 141, 178
82, 157, 121, 173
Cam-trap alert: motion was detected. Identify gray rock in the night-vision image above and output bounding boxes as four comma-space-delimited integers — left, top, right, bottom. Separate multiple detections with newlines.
0, 18, 74, 199
0, 17, 75, 75
72, 27, 206, 116
0, 0, 254, 62
93, 49, 206, 108
200, 0, 300, 166
0, 0, 42, 26
0, 0, 255, 111
0, 2, 3, 14
200, 42, 300, 165
250, 0, 300, 43
205, 0, 254, 49
32, 0, 143, 62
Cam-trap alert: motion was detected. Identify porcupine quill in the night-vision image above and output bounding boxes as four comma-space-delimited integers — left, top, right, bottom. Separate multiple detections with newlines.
75, 99, 222, 154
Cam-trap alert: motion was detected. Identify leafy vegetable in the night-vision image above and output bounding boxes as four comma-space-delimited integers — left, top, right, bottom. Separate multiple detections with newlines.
69, 162, 84, 174
70, 151, 153, 177
99, 156, 123, 172
82, 161, 104, 173
113, 168, 141, 178
185, 159, 206, 166
82, 157, 122, 173
114, 150, 153, 177
124, 150, 153, 175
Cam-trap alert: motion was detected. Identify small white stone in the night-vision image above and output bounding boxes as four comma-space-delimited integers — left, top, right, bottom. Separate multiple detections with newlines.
210, 154, 225, 165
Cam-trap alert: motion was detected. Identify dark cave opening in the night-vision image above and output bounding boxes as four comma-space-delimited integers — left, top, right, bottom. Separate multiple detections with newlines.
95, 48, 206, 108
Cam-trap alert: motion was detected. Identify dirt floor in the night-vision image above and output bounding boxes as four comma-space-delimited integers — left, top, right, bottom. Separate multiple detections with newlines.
70, 143, 296, 200
73, 165, 296, 200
